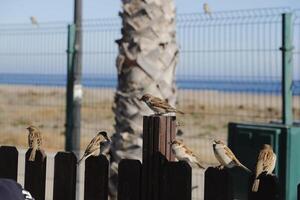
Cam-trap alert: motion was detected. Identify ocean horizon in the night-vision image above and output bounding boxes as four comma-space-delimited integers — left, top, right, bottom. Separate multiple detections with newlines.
0, 73, 300, 95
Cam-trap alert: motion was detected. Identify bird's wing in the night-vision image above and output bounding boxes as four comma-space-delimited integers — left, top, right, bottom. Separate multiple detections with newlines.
150, 97, 174, 110
224, 145, 240, 164
84, 136, 101, 155
262, 152, 276, 174
183, 144, 204, 165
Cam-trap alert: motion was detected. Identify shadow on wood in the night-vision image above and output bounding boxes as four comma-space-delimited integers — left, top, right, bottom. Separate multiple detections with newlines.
204, 167, 232, 200
118, 159, 142, 200
248, 173, 280, 200
24, 149, 47, 200
0, 146, 18, 181
84, 155, 108, 200
53, 152, 77, 200
161, 161, 192, 200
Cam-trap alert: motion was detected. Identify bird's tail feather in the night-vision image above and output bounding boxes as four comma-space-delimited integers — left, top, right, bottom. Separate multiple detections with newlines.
251, 179, 260, 192
196, 162, 205, 169
176, 110, 185, 114
77, 156, 84, 165
239, 164, 251, 173
29, 148, 37, 161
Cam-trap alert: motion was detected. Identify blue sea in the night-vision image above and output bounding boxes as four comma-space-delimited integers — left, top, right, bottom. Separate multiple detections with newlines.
0, 73, 300, 95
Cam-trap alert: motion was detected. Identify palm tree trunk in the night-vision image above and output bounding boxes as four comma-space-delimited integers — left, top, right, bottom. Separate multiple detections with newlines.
109, 0, 179, 197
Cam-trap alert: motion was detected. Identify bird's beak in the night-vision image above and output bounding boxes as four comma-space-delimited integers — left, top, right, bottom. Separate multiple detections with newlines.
26, 127, 30, 130
106, 136, 111, 142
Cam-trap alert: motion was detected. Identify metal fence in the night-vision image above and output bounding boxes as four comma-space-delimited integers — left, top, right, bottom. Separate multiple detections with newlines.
0, 7, 300, 200
0, 7, 300, 156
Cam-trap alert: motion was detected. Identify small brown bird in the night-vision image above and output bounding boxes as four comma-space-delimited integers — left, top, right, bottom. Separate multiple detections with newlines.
139, 94, 184, 115
213, 140, 251, 172
27, 125, 42, 161
171, 140, 205, 169
252, 144, 276, 192
203, 3, 212, 17
30, 16, 39, 27
78, 131, 111, 164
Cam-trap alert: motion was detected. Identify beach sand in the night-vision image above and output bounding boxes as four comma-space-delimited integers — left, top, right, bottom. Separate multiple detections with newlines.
0, 84, 299, 164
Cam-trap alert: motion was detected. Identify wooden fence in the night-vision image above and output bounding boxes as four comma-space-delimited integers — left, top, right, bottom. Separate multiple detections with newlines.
0, 116, 293, 200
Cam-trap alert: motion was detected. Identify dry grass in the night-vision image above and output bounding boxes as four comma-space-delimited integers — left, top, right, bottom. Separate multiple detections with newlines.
1, 84, 300, 163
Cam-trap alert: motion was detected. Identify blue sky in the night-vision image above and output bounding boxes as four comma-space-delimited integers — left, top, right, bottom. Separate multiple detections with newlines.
0, 0, 299, 23
0, 0, 299, 77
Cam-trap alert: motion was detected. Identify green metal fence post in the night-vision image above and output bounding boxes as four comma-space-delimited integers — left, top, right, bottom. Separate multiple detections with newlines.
65, 24, 76, 151
281, 13, 293, 126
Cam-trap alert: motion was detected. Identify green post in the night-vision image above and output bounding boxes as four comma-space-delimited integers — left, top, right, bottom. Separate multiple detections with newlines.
65, 24, 76, 151
281, 13, 293, 126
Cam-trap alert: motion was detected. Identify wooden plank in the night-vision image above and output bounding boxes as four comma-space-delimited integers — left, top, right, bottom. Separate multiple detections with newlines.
118, 159, 142, 200
161, 161, 192, 200
24, 149, 47, 200
204, 167, 232, 200
142, 116, 149, 200
84, 155, 108, 200
152, 117, 160, 200
147, 116, 154, 200
53, 152, 77, 200
170, 116, 176, 161
0, 146, 18, 181
248, 173, 280, 200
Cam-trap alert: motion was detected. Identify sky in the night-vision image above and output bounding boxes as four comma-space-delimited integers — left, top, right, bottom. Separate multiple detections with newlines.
0, 0, 299, 77
0, 0, 299, 24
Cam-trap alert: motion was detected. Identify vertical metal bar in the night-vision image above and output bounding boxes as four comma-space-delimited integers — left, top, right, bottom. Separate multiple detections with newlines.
72, 0, 83, 155
281, 13, 293, 125
65, 24, 76, 151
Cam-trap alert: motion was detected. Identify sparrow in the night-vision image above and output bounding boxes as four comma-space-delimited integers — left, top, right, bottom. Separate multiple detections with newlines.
78, 131, 111, 164
213, 140, 251, 172
171, 140, 205, 169
30, 16, 39, 27
27, 125, 42, 161
139, 94, 184, 115
252, 144, 276, 192
203, 3, 212, 17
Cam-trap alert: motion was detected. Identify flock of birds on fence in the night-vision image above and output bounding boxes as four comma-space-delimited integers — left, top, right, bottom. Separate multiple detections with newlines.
26, 93, 276, 193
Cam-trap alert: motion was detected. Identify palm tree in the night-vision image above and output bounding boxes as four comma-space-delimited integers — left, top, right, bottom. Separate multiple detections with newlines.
109, 0, 179, 197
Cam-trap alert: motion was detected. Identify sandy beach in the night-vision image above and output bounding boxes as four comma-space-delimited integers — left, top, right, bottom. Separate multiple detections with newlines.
0, 84, 299, 163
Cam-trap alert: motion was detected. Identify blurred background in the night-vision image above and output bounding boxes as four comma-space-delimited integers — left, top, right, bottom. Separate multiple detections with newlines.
0, 1, 300, 199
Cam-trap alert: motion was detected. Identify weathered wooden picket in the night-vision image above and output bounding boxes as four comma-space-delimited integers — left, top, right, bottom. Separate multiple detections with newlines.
0, 116, 294, 200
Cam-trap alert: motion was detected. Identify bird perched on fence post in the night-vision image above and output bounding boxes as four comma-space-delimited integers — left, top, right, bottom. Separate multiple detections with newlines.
139, 94, 184, 115
27, 125, 42, 162
78, 131, 111, 164
171, 139, 205, 169
213, 140, 251, 172
252, 144, 277, 192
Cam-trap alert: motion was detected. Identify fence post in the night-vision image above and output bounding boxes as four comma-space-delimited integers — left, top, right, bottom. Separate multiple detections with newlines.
84, 155, 108, 200
53, 152, 77, 200
142, 116, 176, 200
24, 149, 47, 200
160, 161, 192, 200
248, 174, 280, 200
0, 146, 18, 181
204, 167, 233, 200
65, 24, 77, 152
118, 159, 142, 200
281, 13, 293, 125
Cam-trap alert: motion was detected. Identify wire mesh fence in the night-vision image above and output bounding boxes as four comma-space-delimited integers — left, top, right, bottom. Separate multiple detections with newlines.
0, 22, 68, 151
0, 7, 300, 200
